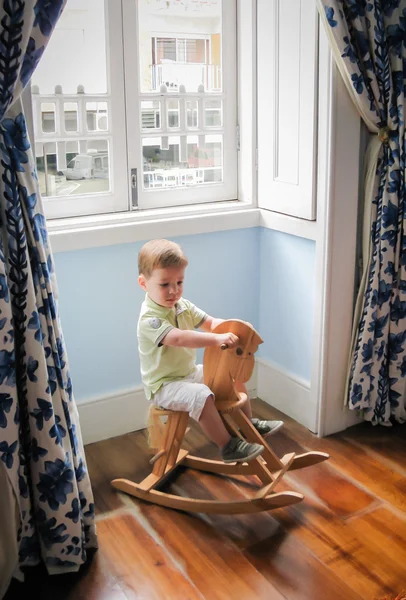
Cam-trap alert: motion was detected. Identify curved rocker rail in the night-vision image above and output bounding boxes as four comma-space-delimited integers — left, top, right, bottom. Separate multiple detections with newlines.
111, 478, 304, 514
288, 451, 329, 470
183, 450, 329, 476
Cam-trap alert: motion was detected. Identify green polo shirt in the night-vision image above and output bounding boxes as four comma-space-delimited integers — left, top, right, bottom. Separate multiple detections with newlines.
137, 294, 207, 399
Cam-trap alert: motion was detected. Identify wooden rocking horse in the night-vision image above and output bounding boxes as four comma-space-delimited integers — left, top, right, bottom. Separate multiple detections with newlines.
111, 320, 329, 514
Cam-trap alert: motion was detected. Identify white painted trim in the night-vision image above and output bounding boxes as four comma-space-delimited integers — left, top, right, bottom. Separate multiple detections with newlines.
314, 26, 363, 437
259, 209, 319, 241
48, 203, 320, 253
77, 374, 258, 445
48, 199, 251, 231
311, 20, 334, 438
49, 206, 259, 253
256, 358, 316, 432
237, 0, 257, 207
257, 0, 318, 219
78, 386, 149, 445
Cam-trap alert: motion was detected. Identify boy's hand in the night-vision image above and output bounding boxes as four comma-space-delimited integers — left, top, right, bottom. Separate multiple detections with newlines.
218, 332, 239, 349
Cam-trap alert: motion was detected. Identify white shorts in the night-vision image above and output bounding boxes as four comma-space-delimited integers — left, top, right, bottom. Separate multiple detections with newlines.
151, 364, 213, 421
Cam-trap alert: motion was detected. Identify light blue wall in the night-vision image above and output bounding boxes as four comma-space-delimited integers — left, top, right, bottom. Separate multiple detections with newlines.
258, 228, 316, 382
54, 228, 259, 402
54, 226, 315, 402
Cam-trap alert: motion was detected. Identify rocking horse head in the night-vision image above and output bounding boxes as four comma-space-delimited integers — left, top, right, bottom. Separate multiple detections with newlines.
203, 320, 263, 407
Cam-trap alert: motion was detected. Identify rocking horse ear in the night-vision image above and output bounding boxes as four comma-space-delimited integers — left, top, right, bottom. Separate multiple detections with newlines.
242, 323, 263, 353
249, 326, 264, 347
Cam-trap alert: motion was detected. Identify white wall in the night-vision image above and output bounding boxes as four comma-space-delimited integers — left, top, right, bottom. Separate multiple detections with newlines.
32, 0, 107, 94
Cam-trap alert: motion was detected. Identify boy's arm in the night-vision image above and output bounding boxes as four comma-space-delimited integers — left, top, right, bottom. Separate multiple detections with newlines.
162, 327, 238, 349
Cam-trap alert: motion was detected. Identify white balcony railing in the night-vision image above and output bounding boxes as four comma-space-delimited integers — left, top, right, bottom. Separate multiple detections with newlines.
152, 62, 221, 92
31, 83, 224, 196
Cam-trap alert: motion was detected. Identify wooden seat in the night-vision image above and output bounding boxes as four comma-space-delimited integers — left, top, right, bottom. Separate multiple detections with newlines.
111, 320, 329, 514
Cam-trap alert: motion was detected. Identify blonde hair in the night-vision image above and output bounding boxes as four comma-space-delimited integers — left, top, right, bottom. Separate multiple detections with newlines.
138, 239, 188, 278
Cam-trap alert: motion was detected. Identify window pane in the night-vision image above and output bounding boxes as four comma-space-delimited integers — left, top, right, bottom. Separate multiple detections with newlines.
176, 39, 186, 63
31, 0, 113, 203
31, 0, 107, 94
64, 102, 78, 132
141, 100, 161, 129
187, 135, 223, 183
167, 100, 180, 128
41, 103, 56, 133
86, 102, 108, 132
142, 134, 222, 189
139, 0, 222, 92
35, 141, 111, 197
186, 39, 205, 63
204, 99, 222, 127
157, 38, 176, 62
186, 100, 198, 128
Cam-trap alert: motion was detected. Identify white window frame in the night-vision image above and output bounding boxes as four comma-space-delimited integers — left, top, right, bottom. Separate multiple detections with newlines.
23, 0, 326, 256
38, 1, 129, 220
152, 34, 211, 67
123, 0, 238, 210
43, 0, 327, 257
26, 0, 240, 220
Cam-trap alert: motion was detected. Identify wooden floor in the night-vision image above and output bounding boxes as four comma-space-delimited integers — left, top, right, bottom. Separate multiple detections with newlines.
5, 399, 406, 600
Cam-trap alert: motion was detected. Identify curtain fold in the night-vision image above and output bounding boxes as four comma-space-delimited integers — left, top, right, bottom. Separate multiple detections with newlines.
0, 462, 19, 596
0, 0, 97, 581
317, 0, 406, 425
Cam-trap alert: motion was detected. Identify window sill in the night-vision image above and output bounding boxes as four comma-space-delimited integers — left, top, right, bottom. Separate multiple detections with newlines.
47, 202, 320, 254
259, 209, 318, 241
48, 201, 259, 253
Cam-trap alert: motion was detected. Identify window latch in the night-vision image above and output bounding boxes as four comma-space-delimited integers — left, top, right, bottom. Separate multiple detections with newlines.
131, 167, 138, 209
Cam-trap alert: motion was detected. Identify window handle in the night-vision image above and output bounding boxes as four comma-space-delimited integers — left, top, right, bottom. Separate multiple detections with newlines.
131, 167, 138, 209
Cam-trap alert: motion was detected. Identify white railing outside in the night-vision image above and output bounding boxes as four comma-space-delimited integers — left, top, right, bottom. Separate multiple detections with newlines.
32, 83, 224, 194
143, 166, 222, 188
31, 85, 111, 143
152, 63, 222, 92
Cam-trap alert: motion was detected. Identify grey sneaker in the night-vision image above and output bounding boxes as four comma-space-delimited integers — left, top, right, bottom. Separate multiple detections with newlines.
251, 418, 284, 437
221, 437, 264, 463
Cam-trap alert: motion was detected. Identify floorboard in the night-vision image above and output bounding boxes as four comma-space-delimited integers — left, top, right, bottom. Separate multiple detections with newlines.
5, 399, 406, 599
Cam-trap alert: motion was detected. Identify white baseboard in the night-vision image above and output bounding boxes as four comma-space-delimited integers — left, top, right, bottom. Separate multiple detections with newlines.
78, 376, 258, 445
322, 407, 362, 436
77, 359, 365, 444
77, 387, 149, 445
256, 358, 318, 433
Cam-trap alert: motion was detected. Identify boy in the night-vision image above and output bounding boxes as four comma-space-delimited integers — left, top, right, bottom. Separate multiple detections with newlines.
137, 239, 283, 463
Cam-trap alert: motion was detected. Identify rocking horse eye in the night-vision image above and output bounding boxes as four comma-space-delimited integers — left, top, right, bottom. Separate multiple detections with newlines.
236, 347, 243, 356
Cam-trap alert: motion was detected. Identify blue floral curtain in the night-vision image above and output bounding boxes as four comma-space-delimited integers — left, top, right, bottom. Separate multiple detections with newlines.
0, 0, 97, 578
318, 0, 406, 425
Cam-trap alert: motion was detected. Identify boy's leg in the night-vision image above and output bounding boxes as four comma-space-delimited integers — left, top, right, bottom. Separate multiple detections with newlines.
197, 366, 282, 433
194, 367, 253, 440
199, 394, 264, 464
198, 394, 230, 447
153, 377, 232, 447
234, 381, 284, 437
155, 372, 265, 463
